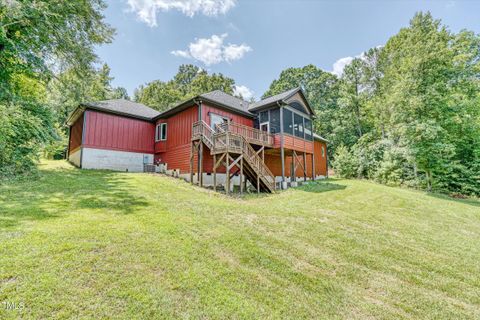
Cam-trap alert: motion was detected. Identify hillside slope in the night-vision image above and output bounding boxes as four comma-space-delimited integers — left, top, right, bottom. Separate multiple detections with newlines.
0, 161, 479, 319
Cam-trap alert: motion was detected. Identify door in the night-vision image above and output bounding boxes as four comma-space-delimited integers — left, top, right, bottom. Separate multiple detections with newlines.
211, 113, 229, 132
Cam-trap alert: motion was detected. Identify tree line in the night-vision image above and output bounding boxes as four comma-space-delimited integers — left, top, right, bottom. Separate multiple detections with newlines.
264, 13, 480, 196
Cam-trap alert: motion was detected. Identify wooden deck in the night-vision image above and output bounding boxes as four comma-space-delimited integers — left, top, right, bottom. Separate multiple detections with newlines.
191, 121, 276, 193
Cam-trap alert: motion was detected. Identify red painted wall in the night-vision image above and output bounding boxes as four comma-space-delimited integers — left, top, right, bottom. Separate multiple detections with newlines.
83, 110, 155, 154
264, 140, 327, 178
202, 103, 254, 127
69, 113, 84, 153
154, 105, 198, 172
155, 103, 254, 174
273, 134, 314, 153
314, 140, 328, 176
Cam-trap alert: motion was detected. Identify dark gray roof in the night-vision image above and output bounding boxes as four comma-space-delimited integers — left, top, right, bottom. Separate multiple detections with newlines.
200, 90, 252, 115
82, 99, 160, 120
248, 87, 300, 111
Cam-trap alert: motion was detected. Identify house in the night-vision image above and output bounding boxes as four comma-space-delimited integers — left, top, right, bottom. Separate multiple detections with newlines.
66, 88, 328, 193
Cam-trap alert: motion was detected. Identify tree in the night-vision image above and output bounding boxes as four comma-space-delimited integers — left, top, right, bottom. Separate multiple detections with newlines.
263, 65, 342, 158
134, 64, 236, 112
0, 0, 114, 100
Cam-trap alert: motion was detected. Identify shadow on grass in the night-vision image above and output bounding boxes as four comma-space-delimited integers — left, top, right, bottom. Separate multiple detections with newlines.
427, 192, 480, 208
0, 164, 150, 230
295, 179, 347, 193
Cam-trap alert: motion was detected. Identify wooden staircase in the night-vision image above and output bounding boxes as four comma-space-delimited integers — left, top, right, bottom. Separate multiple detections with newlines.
192, 120, 276, 193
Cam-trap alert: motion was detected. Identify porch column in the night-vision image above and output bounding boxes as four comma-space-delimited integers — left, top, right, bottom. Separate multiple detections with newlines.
279, 106, 285, 189
311, 152, 315, 181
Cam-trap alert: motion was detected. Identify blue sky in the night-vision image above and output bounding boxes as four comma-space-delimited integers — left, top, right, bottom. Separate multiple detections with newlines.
96, 0, 480, 100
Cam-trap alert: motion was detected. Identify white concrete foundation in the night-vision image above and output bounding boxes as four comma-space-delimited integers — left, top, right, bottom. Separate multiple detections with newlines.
68, 148, 81, 167
81, 147, 153, 172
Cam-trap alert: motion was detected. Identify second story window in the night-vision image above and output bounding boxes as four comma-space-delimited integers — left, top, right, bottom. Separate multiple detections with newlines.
156, 123, 167, 141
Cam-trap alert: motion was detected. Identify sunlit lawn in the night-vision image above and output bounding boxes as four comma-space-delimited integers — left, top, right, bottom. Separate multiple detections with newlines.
0, 160, 479, 319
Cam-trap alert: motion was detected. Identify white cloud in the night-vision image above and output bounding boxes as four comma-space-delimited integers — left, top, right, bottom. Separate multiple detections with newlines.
171, 33, 252, 65
331, 56, 354, 77
127, 0, 236, 27
171, 50, 191, 58
233, 85, 254, 100
223, 43, 252, 62
331, 45, 383, 76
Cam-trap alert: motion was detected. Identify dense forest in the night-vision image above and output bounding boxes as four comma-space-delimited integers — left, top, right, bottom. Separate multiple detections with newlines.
1, 1, 478, 196
264, 13, 480, 196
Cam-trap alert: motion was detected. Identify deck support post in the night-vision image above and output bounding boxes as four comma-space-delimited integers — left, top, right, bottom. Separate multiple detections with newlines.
303, 152, 307, 182
280, 107, 285, 188
225, 152, 230, 195
199, 142, 203, 187
240, 156, 244, 194
213, 154, 217, 192
311, 153, 315, 181
257, 175, 260, 194
292, 150, 297, 182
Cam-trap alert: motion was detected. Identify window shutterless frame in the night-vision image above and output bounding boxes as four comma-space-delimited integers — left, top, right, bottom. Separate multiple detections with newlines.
260, 121, 270, 133
155, 123, 167, 141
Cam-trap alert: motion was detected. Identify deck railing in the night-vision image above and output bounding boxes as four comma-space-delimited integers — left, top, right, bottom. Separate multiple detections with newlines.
217, 122, 274, 147
192, 120, 276, 192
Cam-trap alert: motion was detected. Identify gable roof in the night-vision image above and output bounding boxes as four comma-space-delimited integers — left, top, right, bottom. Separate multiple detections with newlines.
82, 99, 160, 120
248, 87, 315, 115
155, 90, 254, 119
200, 90, 251, 114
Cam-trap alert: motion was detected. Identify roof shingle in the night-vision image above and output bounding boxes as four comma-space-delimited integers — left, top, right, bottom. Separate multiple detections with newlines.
82, 99, 160, 120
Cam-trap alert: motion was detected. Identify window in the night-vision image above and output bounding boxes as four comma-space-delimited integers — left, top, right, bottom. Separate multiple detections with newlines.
210, 113, 228, 132
260, 122, 269, 132
283, 109, 293, 135
322, 146, 325, 157
304, 118, 312, 140
269, 108, 280, 134
259, 111, 269, 123
294, 113, 304, 138
156, 123, 167, 141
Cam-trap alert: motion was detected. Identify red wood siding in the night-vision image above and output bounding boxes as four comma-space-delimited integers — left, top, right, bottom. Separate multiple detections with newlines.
69, 113, 84, 153
314, 140, 328, 176
156, 103, 254, 173
273, 134, 314, 153
264, 141, 327, 178
202, 103, 253, 127
83, 110, 155, 153
154, 106, 198, 172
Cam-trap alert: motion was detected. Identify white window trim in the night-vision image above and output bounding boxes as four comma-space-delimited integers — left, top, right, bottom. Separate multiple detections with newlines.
209, 113, 230, 130
156, 123, 167, 142
260, 121, 270, 133
160, 123, 167, 141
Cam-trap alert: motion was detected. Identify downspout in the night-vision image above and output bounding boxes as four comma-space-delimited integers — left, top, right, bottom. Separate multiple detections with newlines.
278, 101, 285, 189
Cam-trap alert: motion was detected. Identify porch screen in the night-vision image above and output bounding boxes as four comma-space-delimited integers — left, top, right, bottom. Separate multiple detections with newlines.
304, 118, 312, 140
269, 108, 280, 134
294, 113, 304, 138
283, 109, 293, 135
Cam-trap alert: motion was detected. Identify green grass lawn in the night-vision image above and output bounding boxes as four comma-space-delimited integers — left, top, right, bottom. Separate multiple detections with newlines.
0, 160, 479, 319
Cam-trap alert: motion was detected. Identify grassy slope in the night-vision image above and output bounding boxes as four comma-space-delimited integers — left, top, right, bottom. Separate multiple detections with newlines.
0, 161, 479, 319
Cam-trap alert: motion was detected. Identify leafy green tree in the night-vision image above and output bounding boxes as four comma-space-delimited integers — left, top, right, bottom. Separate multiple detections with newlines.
0, 0, 113, 178
263, 65, 341, 158
134, 64, 236, 112
0, 0, 114, 100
